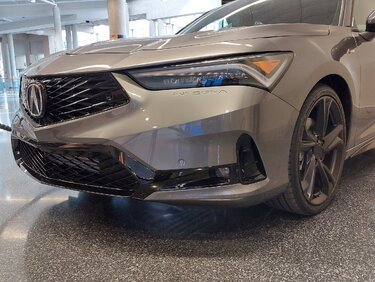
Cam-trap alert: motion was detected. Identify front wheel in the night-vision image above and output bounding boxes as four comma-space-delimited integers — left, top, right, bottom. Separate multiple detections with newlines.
269, 84, 347, 215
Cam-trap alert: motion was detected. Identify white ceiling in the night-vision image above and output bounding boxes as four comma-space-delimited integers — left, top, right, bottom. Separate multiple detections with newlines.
0, 0, 108, 35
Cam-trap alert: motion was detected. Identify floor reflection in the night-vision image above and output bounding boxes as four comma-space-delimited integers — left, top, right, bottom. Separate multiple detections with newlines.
38, 193, 278, 239
0, 91, 19, 126
22, 193, 291, 280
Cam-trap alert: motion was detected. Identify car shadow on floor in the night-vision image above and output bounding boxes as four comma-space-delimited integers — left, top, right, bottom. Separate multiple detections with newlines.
22, 150, 374, 277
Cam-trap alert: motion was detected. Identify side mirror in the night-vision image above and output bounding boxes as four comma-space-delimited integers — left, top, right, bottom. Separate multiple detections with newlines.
366, 10, 375, 32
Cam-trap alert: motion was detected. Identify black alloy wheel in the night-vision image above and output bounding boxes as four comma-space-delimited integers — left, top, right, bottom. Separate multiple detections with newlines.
299, 95, 345, 206
268, 84, 347, 215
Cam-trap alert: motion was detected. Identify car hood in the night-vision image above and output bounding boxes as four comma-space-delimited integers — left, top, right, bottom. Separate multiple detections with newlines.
70, 24, 330, 55
25, 24, 330, 76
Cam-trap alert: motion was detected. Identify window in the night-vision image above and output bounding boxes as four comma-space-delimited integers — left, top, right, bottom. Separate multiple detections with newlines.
179, 0, 342, 35
353, 0, 375, 32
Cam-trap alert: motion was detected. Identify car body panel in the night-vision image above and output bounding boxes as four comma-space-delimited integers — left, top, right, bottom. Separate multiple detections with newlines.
69, 24, 330, 54
352, 32, 375, 144
271, 26, 362, 149
25, 23, 329, 76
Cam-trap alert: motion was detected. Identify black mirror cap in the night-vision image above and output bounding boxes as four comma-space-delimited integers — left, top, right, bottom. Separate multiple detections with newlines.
366, 10, 375, 32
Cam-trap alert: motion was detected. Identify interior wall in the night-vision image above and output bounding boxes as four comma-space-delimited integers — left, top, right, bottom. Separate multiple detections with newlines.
128, 0, 221, 20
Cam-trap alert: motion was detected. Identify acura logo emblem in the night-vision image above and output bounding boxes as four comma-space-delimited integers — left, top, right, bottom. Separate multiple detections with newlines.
25, 82, 46, 119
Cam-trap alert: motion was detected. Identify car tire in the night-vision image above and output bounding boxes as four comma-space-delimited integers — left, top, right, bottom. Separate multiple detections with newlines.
268, 84, 347, 215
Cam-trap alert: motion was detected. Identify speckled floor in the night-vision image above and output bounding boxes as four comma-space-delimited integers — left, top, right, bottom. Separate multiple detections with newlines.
0, 92, 374, 282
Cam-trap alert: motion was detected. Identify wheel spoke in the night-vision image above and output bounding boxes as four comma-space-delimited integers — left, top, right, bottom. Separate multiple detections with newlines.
306, 167, 317, 199
323, 124, 344, 151
326, 137, 344, 153
316, 98, 332, 138
317, 160, 336, 195
301, 141, 316, 152
304, 118, 318, 143
302, 156, 317, 197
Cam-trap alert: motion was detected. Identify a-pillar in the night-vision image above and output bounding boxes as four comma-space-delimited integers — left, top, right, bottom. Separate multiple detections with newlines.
53, 4, 64, 52
107, 0, 130, 39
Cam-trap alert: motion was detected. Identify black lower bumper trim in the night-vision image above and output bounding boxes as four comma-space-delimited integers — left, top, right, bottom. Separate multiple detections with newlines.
12, 137, 266, 199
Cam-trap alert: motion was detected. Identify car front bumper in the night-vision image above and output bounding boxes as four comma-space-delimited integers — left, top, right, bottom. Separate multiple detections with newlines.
11, 74, 299, 207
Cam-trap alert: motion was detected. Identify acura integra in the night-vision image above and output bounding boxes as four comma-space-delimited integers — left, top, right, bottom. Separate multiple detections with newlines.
12, 0, 375, 215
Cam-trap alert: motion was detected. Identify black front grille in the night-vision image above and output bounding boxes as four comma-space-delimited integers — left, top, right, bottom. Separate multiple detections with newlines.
22, 73, 129, 126
18, 141, 139, 195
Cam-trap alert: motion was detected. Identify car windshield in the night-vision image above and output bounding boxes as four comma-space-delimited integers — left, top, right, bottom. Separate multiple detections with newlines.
178, 0, 342, 34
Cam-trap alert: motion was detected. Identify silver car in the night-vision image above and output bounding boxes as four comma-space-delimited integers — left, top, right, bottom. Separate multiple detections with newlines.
11, 0, 375, 215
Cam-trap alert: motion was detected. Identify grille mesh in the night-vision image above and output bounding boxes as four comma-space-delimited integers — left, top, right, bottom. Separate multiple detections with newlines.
22, 73, 129, 126
18, 141, 139, 194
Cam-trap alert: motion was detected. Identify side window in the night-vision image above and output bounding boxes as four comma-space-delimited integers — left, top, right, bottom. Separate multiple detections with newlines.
353, 0, 375, 32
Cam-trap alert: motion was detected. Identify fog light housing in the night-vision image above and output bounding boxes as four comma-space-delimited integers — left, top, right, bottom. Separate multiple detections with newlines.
154, 164, 238, 191
215, 166, 231, 178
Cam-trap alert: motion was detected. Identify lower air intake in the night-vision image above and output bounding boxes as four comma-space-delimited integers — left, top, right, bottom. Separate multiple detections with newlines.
18, 141, 139, 196
237, 134, 267, 184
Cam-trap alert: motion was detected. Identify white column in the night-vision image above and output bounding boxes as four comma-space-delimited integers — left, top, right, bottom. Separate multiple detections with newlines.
108, 0, 129, 39
65, 25, 73, 51
42, 36, 50, 57
157, 19, 165, 36
25, 39, 32, 66
1, 38, 11, 83
6, 34, 17, 81
149, 20, 157, 37
124, 1, 130, 37
72, 25, 79, 48
53, 4, 64, 52
47, 35, 56, 56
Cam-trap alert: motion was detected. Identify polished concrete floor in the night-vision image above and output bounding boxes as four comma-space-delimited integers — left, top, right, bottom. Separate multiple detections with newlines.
0, 92, 374, 282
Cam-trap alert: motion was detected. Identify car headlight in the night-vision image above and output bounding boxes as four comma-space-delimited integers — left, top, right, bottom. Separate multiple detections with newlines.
126, 52, 293, 91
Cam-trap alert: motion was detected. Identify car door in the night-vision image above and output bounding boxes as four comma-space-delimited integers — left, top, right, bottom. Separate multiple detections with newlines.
352, 0, 375, 144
